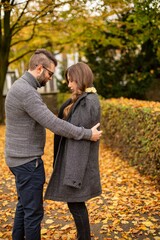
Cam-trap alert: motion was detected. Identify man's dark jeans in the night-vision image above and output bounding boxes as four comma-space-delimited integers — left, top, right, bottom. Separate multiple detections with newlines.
67, 202, 91, 240
10, 158, 45, 240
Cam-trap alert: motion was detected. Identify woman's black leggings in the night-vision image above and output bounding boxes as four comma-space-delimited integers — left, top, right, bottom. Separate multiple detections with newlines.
67, 202, 91, 240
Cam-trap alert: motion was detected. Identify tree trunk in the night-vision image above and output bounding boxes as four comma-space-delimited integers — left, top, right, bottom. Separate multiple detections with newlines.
0, 1, 12, 124
0, 56, 8, 124
0, 57, 7, 124
0, 90, 5, 124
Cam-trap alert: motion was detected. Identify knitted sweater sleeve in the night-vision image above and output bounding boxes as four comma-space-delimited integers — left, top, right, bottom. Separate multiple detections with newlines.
24, 88, 92, 140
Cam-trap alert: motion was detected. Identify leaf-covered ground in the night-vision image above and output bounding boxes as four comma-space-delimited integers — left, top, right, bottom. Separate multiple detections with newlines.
0, 125, 160, 240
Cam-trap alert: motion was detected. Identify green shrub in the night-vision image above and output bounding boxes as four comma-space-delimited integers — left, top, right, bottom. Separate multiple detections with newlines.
100, 98, 160, 185
56, 93, 71, 111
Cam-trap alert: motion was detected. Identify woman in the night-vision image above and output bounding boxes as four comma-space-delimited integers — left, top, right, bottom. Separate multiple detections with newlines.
45, 62, 102, 240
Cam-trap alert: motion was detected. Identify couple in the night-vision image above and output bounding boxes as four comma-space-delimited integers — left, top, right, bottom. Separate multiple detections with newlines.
5, 49, 102, 240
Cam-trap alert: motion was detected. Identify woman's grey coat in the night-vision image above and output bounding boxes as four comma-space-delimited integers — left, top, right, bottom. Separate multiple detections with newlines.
45, 92, 102, 202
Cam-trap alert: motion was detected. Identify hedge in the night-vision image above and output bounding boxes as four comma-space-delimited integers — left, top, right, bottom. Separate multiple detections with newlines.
100, 98, 160, 186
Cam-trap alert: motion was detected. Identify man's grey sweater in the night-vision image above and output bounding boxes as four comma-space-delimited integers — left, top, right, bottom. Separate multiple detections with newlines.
5, 71, 91, 167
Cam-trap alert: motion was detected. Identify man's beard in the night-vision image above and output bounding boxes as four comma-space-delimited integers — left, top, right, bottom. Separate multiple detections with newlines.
37, 71, 46, 87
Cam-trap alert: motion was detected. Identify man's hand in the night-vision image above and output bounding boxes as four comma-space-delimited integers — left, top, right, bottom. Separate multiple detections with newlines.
90, 123, 102, 141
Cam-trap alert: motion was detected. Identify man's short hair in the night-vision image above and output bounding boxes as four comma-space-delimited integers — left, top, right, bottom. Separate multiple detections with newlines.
29, 49, 57, 70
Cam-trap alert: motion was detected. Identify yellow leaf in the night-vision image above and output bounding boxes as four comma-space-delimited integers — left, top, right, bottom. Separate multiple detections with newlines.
140, 226, 148, 231
61, 225, 71, 230
48, 225, 56, 229
45, 219, 54, 224
143, 221, 154, 227
0, 232, 4, 237
41, 228, 47, 234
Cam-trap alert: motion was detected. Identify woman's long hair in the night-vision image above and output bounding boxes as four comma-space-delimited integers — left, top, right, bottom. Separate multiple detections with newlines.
63, 62, 94, 119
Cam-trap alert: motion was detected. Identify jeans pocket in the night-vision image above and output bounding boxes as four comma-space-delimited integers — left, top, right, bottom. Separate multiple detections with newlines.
31, 159, 45, 189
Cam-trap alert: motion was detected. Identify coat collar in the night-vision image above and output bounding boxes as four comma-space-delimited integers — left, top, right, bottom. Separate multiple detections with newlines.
58, 92, 91, 121
66, 92, 88, 120
71, 92, 88, 111
21, 71, 41, 89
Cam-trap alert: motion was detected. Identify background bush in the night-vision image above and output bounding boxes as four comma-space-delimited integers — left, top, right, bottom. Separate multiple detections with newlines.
100, 98, 160, 185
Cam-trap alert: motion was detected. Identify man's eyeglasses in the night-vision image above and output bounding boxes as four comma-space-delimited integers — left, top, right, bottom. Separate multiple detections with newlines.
42, 65, 54, 77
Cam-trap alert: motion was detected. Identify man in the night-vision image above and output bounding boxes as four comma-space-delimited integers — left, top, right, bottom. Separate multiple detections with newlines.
5, 49, 102, 240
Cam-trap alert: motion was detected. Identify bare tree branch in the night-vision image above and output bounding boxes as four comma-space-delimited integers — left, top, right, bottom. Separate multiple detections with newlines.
9, 49, 35, 65
10, 0, 31, 32
11, 20, 37, 47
